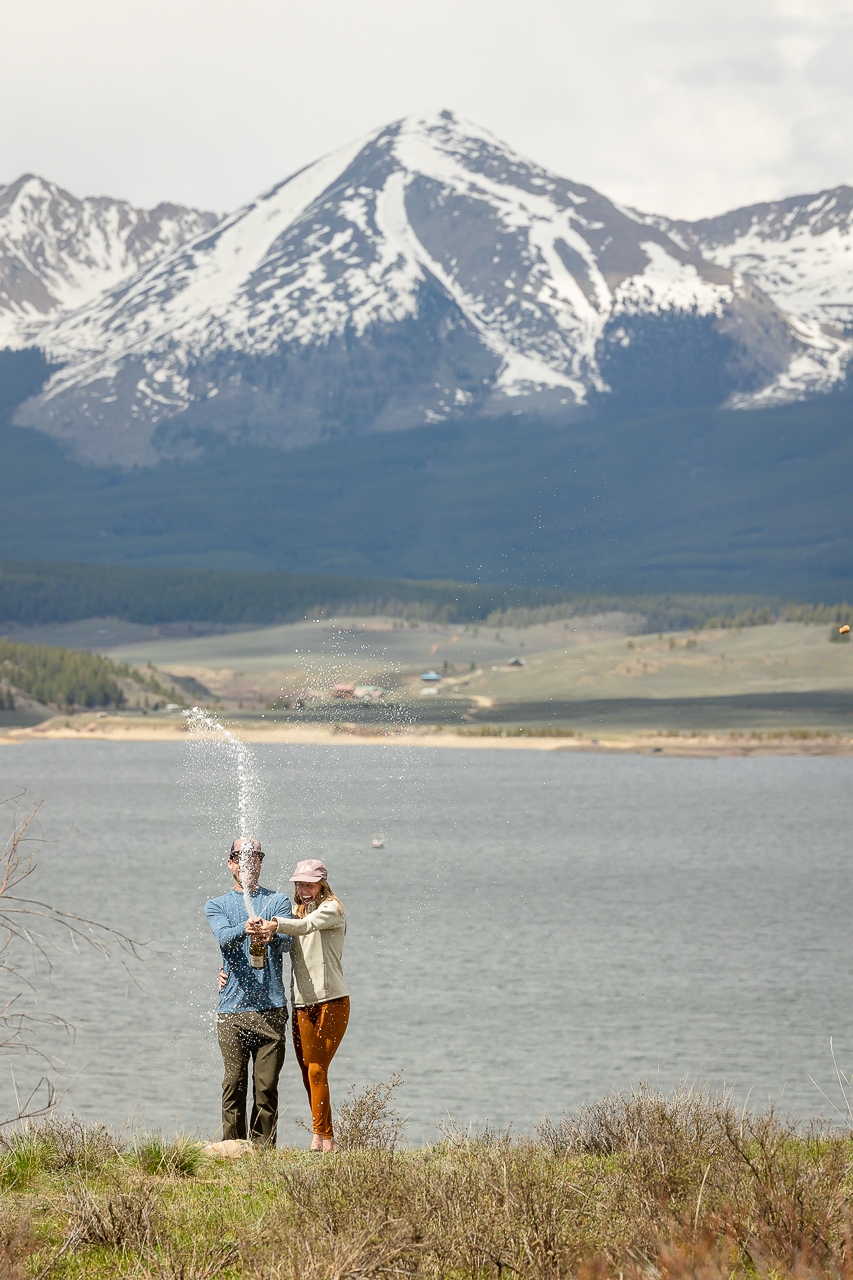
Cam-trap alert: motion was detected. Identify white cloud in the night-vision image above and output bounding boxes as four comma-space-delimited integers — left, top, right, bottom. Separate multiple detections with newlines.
0, 0, 851, 219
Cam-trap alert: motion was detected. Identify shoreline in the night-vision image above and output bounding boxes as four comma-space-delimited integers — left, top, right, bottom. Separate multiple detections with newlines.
1, 715, 852, 756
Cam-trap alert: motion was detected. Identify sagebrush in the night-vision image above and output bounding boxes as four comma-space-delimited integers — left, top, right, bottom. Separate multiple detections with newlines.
3, 1085, 853, 1278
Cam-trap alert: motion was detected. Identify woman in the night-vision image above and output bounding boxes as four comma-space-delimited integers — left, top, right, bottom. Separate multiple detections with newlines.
250, 857, 349, 1153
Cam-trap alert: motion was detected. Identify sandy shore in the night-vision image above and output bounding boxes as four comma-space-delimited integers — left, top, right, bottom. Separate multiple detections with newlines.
2, 715, 852, 756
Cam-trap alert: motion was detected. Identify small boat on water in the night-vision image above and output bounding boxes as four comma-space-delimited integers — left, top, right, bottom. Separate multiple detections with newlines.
370, 834, 385, 849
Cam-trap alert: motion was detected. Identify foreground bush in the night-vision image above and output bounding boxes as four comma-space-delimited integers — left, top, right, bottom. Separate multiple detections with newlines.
132, 1132, 206, 1178
2, 1087, 853, 1278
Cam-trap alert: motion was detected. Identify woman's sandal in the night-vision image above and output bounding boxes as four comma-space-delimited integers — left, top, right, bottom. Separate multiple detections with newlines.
310, 1135, 323, 1152
322, 1137, 338, 1154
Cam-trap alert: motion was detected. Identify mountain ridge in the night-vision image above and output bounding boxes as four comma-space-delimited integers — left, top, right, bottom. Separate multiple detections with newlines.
667, 186, 853, 334
4, 112, 852, 468
0, 174, 219, 350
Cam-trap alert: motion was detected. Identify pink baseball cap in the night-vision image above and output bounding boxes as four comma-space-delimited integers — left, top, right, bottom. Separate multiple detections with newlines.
230, 838, 263, 856
290, 858, 327, 882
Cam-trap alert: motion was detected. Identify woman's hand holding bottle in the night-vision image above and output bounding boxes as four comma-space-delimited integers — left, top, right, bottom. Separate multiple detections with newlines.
246, 916, 277, 943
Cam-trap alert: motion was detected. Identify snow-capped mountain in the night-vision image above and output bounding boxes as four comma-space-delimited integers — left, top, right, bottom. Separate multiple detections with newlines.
12, 113, 852, 467
669, 188, 853, 333
0, 174, 219, 348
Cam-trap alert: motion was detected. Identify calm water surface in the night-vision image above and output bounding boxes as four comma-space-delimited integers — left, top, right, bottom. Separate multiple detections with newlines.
1, 741, 851, 1142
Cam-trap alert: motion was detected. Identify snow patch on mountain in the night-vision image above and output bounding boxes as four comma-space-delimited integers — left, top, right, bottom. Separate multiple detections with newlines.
0, 175, 219, 349
675, 187, 853, 332
614, 242, 729, 316
730, 310, 850, 406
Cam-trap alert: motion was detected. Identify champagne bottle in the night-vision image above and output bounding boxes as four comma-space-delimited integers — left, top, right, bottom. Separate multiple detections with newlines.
249, 940, 267, 969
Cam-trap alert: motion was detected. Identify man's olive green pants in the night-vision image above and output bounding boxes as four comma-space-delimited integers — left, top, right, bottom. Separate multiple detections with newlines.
217, 1006, 289, 1145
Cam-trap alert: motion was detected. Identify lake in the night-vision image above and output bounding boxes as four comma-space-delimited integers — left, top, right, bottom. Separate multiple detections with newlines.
1, 740, 851, 1143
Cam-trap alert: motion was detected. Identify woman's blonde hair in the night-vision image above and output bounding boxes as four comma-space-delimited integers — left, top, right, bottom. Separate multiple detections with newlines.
293, 879, 344, 918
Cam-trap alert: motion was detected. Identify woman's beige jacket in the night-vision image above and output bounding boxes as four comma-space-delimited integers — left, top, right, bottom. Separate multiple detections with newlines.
274, 899, 348, 1008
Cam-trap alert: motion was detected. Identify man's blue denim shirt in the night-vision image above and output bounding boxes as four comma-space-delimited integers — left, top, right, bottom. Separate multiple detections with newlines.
205, 886, 293, 1014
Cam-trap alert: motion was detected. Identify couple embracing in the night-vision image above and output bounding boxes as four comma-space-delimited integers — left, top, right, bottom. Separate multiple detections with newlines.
204, 840, 349, 1153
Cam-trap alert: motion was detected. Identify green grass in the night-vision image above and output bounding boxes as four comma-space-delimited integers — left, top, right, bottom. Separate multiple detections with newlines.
3, 1088, 853, 1279
0, 1116, 119, 1188
132, 1133, 206, 1178
0, 1128, 62, 1189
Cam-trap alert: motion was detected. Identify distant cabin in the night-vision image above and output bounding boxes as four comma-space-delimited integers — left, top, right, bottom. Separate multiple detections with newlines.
507, 657, 525, 667
332, 682, 356, 698
420, 670, 441, 682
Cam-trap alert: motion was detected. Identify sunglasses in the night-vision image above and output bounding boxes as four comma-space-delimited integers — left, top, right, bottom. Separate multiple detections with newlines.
229, 851, 264, 860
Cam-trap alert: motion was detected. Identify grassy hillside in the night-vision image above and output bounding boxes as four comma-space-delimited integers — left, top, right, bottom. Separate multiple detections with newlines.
0, 345, 852, 595
436, 620, 853, 731
455, 620, 853, 706
94, 617, 853, 731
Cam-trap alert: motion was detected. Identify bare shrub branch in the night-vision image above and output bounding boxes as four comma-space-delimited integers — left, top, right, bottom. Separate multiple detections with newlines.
0, 792, 152, 1122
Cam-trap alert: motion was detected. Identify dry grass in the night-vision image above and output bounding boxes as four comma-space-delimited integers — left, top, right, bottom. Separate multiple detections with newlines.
334, 1072, 406, 1153
65, 1178, 160, 1248
4, 1085, 853, 1278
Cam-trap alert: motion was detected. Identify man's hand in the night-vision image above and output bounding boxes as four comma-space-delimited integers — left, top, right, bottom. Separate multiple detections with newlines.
246, 917, 278, 944
218, 966, 227, 991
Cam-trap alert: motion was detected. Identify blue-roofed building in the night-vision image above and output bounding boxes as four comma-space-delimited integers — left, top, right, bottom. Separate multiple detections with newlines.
420, 670, 441, 681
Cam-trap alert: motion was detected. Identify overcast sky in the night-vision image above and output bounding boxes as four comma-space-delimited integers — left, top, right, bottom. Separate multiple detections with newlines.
2, 0, 851, 220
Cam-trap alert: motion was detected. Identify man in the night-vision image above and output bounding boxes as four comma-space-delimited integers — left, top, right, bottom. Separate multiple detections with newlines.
204, 839, 293, 1146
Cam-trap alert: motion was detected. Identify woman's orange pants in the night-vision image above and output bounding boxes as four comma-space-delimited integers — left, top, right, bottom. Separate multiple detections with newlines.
292, 996, 350, 1138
